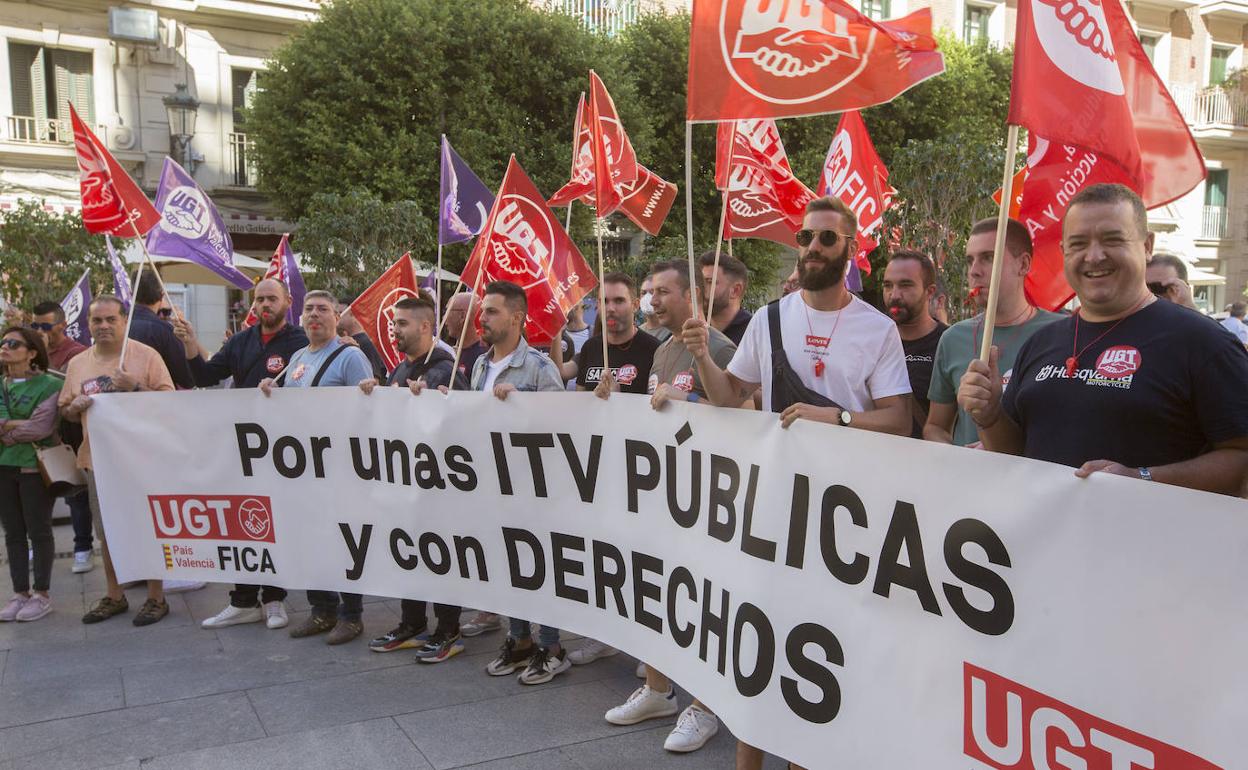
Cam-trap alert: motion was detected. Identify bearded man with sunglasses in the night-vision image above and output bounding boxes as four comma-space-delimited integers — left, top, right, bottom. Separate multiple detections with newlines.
684, 196, 911, 434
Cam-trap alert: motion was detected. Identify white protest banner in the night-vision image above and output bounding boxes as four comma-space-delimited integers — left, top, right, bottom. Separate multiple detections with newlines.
88, 389, 1246, 769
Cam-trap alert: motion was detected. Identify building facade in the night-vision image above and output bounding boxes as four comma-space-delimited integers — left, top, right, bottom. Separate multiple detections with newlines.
911, 0, 1246, 312
0, 0, 317, 349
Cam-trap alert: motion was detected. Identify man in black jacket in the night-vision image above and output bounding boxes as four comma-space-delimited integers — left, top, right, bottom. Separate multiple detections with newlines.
172, 278, 307, 631
130, 271, 194, 389
358, 294, 469, 663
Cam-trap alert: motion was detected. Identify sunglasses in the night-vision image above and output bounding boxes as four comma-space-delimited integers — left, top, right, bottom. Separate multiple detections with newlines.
0, 339, 28, 350
1146, 282, 1169, 297
27, 322, 54, 332
795, 229, 854, 248
157, 308, 174, 319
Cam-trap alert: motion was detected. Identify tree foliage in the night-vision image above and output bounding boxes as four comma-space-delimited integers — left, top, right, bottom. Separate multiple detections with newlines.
293, 190, 432, 297
251, 2, 1014, 309
0, 200, 108, 308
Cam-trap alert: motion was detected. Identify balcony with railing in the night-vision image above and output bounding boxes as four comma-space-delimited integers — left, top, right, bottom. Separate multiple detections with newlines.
5, 116, 107, 146
1201, 205, 1230, 240
229, 132, 258, 187
1171, 84, 1248, 132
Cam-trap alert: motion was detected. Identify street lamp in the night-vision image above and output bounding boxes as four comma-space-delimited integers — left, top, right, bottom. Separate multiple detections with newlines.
163, 82, 200, 173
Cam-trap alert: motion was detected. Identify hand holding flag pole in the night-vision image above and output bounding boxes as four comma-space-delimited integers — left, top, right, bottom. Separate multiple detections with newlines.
977, 124, 1021, 362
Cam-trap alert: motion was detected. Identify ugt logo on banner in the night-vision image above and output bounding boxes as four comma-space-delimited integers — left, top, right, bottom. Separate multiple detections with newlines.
149, 494, 278, 575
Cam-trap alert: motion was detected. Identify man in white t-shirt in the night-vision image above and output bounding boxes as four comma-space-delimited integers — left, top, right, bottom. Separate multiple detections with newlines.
685, 196, 912, 431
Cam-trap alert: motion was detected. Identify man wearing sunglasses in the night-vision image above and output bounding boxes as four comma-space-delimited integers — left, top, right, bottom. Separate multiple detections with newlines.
684, 196, 912, 434
29, 302, 85, 373
129, 271, 194, 390
1144, 252, 1197, 311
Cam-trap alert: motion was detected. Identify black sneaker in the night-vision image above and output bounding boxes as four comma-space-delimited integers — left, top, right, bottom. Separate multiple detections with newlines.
415, 627, 464, 664
485, 636, 534, 676
518, 646, 570, 685
368, 623, 429, 653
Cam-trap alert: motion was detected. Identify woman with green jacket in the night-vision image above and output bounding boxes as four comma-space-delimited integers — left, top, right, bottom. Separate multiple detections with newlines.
0, 326, 63, 622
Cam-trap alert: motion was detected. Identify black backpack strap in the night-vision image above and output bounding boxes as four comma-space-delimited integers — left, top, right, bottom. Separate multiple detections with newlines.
310, 344, 351, 387
766, 298, 784, 351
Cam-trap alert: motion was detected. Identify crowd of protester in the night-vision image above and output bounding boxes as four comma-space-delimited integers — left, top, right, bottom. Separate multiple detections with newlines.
1, 183, 1245, 769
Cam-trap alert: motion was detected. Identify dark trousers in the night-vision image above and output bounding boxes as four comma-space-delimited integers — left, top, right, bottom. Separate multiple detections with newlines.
230, 584, 288, 608
307, 590, 362, 621
400, 599, 461, 632
67, 489, 92, 553
0, 467, 54, 593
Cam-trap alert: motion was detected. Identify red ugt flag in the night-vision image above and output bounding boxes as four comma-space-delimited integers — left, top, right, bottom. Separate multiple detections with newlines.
687, 0, 945, 121
1009, 0, 1204, 207
549, 93, 678, 235
69, 104, 160, 236
716, 119, 816, 248
817, 110, 894, 274
463, 156, 598, 346
349, 253, 421, 372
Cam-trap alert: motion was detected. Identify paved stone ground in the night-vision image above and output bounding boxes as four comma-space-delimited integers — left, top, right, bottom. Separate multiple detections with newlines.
0, 525, 789, 769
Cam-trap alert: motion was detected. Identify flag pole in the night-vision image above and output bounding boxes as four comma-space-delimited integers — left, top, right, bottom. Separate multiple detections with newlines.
978, 123, 1022, 362
425, 278, 466, 366
684, 121, 700, 319
434, 242, 443, 324
119, 262, 143, 368
446, 264, 485, 394
707, 120, 737, 323
595, 216, 609, 379
128, 220, 185, 325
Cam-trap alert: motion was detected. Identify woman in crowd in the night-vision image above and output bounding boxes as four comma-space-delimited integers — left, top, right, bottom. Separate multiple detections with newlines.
0, 326, 62, 621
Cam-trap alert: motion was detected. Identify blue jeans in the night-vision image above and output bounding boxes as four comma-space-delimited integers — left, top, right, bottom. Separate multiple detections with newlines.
509, 617, 560, 648
307, 590, 362, 622
67, 489, 92, 553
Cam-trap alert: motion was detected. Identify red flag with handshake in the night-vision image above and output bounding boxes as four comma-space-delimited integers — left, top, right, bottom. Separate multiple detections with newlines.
463, 156, 598, 346
715, 119, 815, 248
1008, 0, 1204, 207
69, 104, 160, 236
349, 254, 421, 372
818, 110, 894, 274
687, 0, 945, 120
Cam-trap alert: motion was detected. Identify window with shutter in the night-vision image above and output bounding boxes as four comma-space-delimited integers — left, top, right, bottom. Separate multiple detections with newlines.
8, 43, 38, 117
52, 48, 94, 124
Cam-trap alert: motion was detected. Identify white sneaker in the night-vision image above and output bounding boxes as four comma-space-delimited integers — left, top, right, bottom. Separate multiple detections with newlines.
71, 551, 94, 574
164, 580, 206, 593
201, 604, 263, 629
263, 600, 288, 629
636, 661, 647, 679
663, 705, 719, 753
605, 685, 679, 726
568, 638, 618, 666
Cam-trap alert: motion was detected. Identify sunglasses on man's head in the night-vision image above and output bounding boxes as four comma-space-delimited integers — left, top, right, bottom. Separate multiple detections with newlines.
0, 339, 27, 350
794, 229, 854, 249
27, 322, 53, 332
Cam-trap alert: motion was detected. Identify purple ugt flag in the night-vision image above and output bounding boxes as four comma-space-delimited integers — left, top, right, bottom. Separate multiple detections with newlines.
60, 269, 93, 346
146, 158, 252, 290
279, 235, 306, 327
105, 236, 133, 312
439, 136, 495, 245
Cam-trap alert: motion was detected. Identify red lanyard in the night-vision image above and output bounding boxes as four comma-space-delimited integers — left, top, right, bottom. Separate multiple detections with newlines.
1064, 295, 1152, 377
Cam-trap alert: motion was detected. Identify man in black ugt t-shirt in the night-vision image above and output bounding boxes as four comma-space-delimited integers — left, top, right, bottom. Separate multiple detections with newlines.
1002, 298, 1248, 470
573, 273, 660, 396
576, 331, 660, 394
902, 322, 946, 436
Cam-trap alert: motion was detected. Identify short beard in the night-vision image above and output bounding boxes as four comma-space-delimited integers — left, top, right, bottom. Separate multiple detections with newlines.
888, 302, 921, 324
798, 252, 848, 291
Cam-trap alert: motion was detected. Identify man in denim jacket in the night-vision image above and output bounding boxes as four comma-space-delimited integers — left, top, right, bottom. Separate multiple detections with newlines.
463, 281, 568, 685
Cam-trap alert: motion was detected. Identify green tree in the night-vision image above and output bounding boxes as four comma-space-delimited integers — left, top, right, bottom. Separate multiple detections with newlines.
292, 190, 433, 297
0, 200, 107, 308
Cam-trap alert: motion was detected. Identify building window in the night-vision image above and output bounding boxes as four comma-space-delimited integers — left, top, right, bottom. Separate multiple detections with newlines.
1202, 169, 1229, 240
7, 42, 93, 143
1210, 45, 1234, 86
1138, 33, 1159, 64
862, 0, 891, 19
551, 0, 643, 36
230, 69, 263, 186
963, 4, 991, 45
